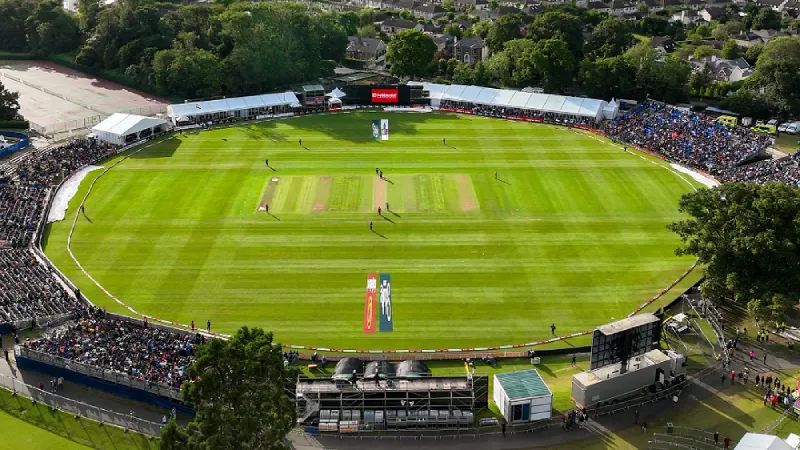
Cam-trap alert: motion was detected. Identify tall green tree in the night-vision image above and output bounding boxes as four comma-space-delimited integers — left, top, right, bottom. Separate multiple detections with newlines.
625, 43, 690, 103
160, 327, 296, 450
752, 7, 782, 30
0, 80, 21, 121
78, 0, 101, 32
0, 0, 33, 52
528, 11, 584, 57
721, 39, 740, 59
586, 18, 634, 60
484, 38, 537, 87
669, 183, 800, 323
579, 56, 637, 99
747, 36, 800, 115
530, 38, 576, 93
24, 0, 80, 56
386, 29, 436, 78
485, 13, 522, 53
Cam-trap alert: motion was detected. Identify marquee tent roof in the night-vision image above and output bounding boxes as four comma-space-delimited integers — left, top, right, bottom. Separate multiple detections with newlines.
408, 82, 608, 119
92, 113, 166, 138
167, 92, 301, 119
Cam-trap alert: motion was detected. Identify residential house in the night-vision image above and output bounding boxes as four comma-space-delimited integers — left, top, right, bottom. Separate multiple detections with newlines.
346, 37, 388, 65
670, 9, 701, 24
732, 31, 763, 47
650, 36, 677, 53
699, 6, 727, 21
415, 23, 445, 35
412, 3, 447, 20
689, 55, 753, 82
379, 18, 418, 35
587, 0, 612, 13
751, 28, 785, 43
453, 36, 490, 65
433, 35, 455, 59
455, 0, 490, 10
609, 0, 637, 16
641, 0, 665, 13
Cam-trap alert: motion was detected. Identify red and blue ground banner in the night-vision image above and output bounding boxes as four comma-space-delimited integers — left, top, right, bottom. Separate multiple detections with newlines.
379, 273, 393, 332
363, 273, 377, 333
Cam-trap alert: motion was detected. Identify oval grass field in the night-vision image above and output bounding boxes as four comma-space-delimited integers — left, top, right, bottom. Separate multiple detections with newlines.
44, 112, 702, 350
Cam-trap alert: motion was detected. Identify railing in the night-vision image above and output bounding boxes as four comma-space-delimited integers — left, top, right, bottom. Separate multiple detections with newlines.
16, 347, 182, 401
0, 371, 163, 437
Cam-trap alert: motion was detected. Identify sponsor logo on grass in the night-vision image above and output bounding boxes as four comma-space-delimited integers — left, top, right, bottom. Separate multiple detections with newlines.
363, 273, 377, 333
371, 120, 380, 140
380, 119, 389, 141
379, 273, 392, 332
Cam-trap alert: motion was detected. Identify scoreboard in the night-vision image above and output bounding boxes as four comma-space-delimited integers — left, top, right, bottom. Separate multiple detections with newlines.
589, 313, 662, 371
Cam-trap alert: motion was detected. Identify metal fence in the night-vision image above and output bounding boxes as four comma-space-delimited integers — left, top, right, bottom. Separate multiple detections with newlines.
0, 372, 163, 437
17, 347, 182, 401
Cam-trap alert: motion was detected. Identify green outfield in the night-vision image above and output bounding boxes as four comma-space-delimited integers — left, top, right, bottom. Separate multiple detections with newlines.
43, 112, 701, 350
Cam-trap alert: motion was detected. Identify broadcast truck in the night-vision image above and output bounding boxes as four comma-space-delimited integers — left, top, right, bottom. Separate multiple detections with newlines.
572, 349, 687, 409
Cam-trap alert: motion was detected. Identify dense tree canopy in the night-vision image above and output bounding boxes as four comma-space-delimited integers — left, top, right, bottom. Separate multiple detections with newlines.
746, 36, 800, 116
386, 29, 436, 78
528, 11, 584, 57
585, 18, 634, 60
579, 56, 637, 100
485, 13, 523, 53
24, 0, 80, 56
0, 80, 21, 121
670, 183, 800, 323
160, 327, 296, 450
0, 0, 32, 52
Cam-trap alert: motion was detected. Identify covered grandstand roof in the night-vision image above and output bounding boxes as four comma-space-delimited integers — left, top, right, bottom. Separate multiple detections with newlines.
364, 361, 395, 379
395, 360, 431, 379
332, 358, 364, 381
408, 82, 608, 119
167, 92, 301, 119
92, 113, 166, 137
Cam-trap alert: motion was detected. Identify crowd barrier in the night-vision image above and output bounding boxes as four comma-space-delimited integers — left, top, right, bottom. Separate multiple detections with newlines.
15, 346, 192, 416
0, 131, 30, 158
0, 371, 163, 437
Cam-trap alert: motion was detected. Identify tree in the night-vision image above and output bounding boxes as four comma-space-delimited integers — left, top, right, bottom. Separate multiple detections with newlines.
444, 23, 462, 39
484, 39, 537, 87
579, 56, 637, 99
338, 11, 359, 36
669, 183, 800, 324
0, 0, 33, 52
721, 39, 740, 59
24, 0, 80, 56
160, 327, 296, 450
747, 36, 800, 115
152, 47, 222, 99
530, 38, 576, 93
386, 29, 436, 78
357, 24, 378, 39
625, 43, 691, 103
720, 88, 776, 119
485, 13, 522, 53
0, 81, 21, 121
752, 7, 782, 30
78, 0, 101, 32
688, 63, 712, 95
744, 43, 763, 65
528, 11, 584, 57
586, 18, 634, 60
693, 45, 718, 59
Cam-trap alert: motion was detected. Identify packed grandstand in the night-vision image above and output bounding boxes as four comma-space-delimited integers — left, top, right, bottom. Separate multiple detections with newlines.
0, 96, 797, 394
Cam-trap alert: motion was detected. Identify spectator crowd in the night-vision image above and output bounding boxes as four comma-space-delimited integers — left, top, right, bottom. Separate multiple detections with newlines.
24, 307, 199, 390
602, 101, 798, 186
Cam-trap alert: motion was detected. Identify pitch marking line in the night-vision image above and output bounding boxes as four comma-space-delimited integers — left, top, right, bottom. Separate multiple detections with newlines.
65, 136, 230, 339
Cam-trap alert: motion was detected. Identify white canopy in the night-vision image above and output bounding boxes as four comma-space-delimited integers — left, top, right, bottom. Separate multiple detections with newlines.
167, 92, 301, 122
91, 113, 167, 146
408, 82, 612, 121
735, 433, 796, 450
326, 88, 347, 99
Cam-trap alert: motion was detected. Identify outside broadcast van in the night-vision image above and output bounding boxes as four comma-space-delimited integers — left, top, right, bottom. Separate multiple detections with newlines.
715, 116, 738, 127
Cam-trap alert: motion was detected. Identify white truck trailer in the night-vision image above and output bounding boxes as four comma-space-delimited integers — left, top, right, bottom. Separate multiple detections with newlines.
572, 349, 686, 409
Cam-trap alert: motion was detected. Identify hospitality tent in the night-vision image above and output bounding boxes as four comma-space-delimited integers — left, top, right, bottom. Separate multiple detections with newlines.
166, 92, 301, 124
408, 82, 612, 121
734, 433, 796, 450
91, 113, 167, 146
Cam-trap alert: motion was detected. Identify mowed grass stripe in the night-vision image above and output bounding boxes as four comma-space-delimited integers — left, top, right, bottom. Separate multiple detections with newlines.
44, 112, 699, 349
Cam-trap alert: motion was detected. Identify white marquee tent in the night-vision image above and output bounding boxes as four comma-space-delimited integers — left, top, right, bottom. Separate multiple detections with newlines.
166, 92, 301, 124
408, 82, 614, 121
91, 113, 168, 146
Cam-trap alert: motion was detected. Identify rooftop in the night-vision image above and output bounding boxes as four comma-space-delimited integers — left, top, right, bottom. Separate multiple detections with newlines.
495, 369, 551, 400
597, 313, 659, 336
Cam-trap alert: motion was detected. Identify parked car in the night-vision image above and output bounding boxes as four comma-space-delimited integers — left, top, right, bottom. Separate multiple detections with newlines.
778, 121, 800, 134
